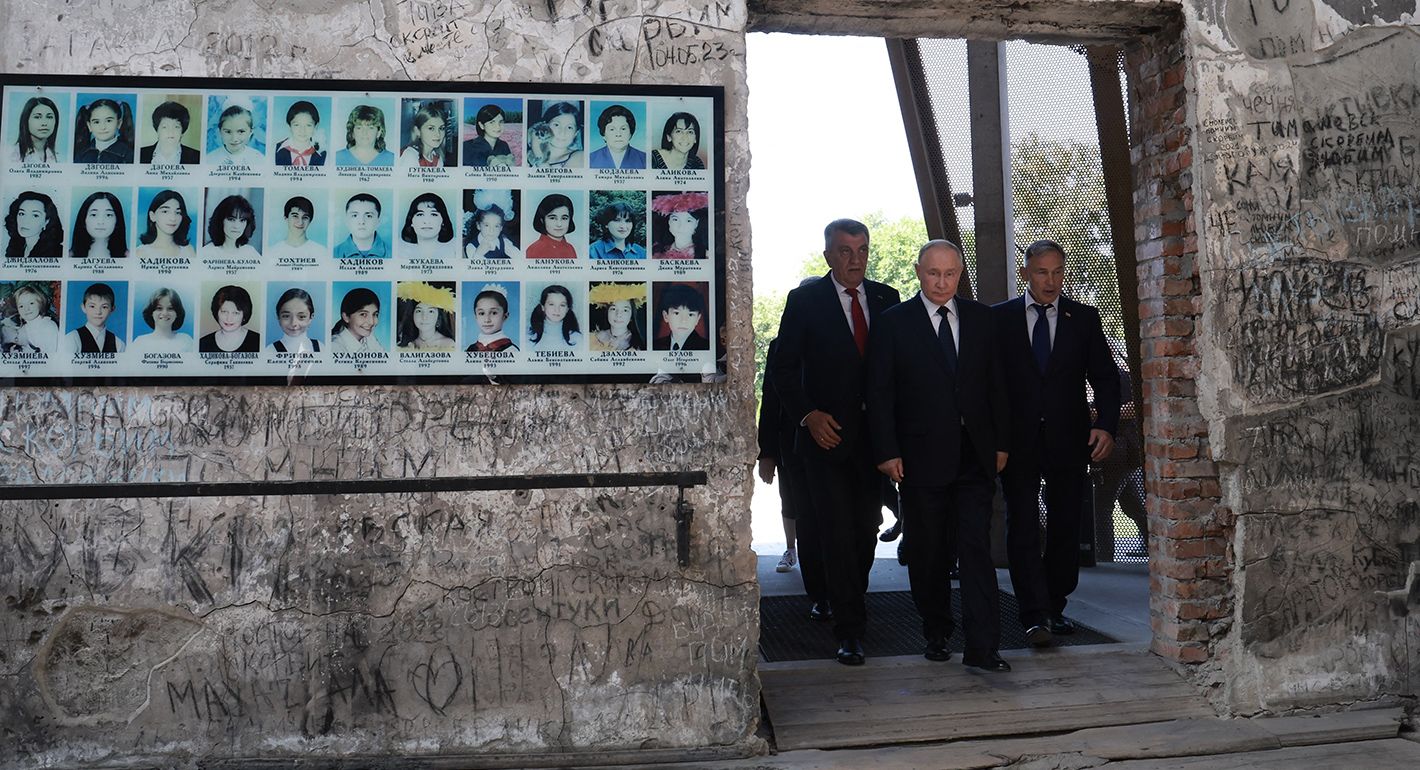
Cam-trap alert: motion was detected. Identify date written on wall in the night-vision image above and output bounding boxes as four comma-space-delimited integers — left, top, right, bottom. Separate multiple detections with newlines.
641, 19, 732, 70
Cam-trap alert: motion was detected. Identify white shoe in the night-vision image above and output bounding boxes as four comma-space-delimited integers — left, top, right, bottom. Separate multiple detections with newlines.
776, 548, 797, 573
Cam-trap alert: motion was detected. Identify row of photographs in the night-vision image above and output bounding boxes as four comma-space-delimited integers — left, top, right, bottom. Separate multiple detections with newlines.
1, 279, 712, 361
3, 186, 712, 264
4, 89, 711, 172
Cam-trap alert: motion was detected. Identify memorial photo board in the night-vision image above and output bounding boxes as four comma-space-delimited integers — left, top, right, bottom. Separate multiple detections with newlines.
0, 75, 725, 385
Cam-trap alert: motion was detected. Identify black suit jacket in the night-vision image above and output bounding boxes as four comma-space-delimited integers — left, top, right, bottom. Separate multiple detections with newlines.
771, 274, 900, 460
139, 143, 200, 164
867, 294, 1009, 487
992, 294, 1121, 471
655, 329, 707, 351
757, 338, 797, 461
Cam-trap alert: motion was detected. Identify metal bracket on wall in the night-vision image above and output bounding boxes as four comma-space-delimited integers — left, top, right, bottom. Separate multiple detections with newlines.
675, 486, 695, 567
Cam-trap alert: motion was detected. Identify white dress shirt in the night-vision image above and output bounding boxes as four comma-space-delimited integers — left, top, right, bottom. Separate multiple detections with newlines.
920, 293, 960, 351
829, 273, 871, 334
1023, 290, 1058, 346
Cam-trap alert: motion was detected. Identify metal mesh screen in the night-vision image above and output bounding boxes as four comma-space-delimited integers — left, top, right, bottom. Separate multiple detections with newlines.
1004, 41, 1143, 563
911, 38, 977, 289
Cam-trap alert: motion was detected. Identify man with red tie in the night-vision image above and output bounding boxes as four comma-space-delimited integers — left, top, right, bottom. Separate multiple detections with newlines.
994, 239, 1120, 644
772, 218, 901, 665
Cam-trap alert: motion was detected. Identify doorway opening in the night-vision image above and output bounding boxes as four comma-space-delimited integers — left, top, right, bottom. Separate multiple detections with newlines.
748, 1, 1216, 748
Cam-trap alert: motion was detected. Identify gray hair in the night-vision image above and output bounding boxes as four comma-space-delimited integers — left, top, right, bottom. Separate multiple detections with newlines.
916, 238, 964, 265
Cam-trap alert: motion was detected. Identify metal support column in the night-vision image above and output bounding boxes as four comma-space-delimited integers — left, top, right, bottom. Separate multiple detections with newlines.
885, 38, 973, 300
967, 40, 1013, 305
1087, 45, 1143, 411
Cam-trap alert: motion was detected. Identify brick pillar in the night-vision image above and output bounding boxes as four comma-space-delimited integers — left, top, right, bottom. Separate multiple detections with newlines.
1125, 29, 1233, 665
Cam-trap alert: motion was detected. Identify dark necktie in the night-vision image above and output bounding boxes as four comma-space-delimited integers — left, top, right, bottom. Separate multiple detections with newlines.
1032, 303, 1053, 372
936, 305, 957, 373
846, 287, 868, 356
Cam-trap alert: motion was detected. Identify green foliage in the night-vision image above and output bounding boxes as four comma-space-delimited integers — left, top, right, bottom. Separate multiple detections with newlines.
752, 290, 788, 406
792, 211, 931, 297
862, 212, 928, 296
1009, 133, 1124, 339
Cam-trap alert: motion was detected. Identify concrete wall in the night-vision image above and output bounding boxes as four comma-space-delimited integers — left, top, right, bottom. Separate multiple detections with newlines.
0, 2, 759, 767
1184, 0, 1420, 712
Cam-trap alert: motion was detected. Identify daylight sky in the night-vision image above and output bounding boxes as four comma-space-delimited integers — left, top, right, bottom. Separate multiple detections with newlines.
745, 34, 1105, 296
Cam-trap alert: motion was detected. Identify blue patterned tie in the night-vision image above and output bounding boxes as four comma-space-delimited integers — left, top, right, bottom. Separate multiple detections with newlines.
1032, 303, 1052, 372
936, 306, 957, 373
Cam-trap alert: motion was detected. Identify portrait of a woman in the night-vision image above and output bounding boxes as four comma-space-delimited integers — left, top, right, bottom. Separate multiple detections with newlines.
71, 191, 129, 259
589, 201, 645, 260
129, 287, 194, 354
399, 101, 452, 167
2, 283, 60, 354
650, 112, 705, 171
400, 192, 457, 261
205, 194, 261, 258
588, 282, 646, 352
199, 284, 260, 353
528, 284, 581, 351
526, 193, 577, 260
140, 101, 200, 165
4, 192, 64, 259
396, 281, 457, 351
651, 191, 708, 260
462, 104, 515, 167
466, 286, 517, 352
336, 105, 395, 167
10, 97, 60, 165
134, 191, 196, 260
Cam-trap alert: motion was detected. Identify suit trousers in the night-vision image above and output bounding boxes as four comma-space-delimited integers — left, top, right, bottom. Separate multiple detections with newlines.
901, 433, 1000, 655
800, 438, 881, 639
1002, 454, 1087, 623
779, 450, 829, 604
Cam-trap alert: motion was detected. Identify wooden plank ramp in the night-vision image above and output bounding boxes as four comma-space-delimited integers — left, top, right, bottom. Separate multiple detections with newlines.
760, 643, 1214, 751
596, 708, 1408, 770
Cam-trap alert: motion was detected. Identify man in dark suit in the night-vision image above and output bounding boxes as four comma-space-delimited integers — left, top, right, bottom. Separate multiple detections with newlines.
772, 218, 901, 665
993, 239, 1120, 644
867, 240, 1012, 671
758, 336, 830, 619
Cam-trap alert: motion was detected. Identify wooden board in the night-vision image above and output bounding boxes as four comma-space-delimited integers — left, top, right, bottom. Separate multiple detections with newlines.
1105, 739, 1420, 769
627, 709, 1411, 770
761, 647, 1213, 750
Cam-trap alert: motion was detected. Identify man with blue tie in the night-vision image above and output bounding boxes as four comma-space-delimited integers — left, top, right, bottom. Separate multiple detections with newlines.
994, 239, 1121, 645
772, 219, 901, 665
867, 240, 1011, 670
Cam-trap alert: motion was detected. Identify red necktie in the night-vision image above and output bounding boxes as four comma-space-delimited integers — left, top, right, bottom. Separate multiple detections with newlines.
846, 287, 868, 356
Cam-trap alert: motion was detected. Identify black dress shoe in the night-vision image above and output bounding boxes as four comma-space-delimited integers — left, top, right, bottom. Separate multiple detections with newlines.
879, 521, 902, 542
923, 637, 951, 661
1049, 615, 1077, 635
961, 651, 1011, 672
809, 602, 834, 622
897, 540, 907, 566
1025, 624, 1053, 647
836, 638, 865, 666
